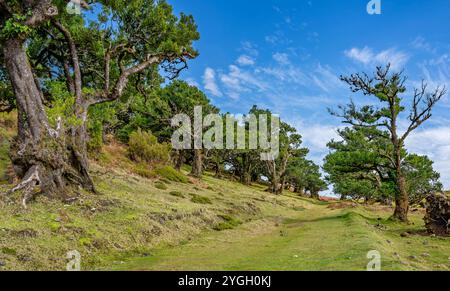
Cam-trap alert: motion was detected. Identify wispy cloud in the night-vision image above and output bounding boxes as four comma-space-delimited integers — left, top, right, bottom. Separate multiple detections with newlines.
287, 119, 342, 167
240, 41, 259, 57
406, 126, 450, 189
219, 65, 268, 99
203, 68, 222, 97
411, 36, 436, 53
272, 52, 290, 65
236, 55, 255, 66
312, 64, 343, 93
344, 46, 409, 70
185, 77, 199, 87
412, 55, 450, 107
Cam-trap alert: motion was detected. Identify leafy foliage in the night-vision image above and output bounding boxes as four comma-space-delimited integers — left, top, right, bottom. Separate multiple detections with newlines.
324, 126, 442, 203
153, 165, 188, 183
128, 129, 171, 164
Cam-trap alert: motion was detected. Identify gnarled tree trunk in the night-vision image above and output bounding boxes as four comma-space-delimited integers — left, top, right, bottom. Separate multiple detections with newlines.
392, 140, 409, 222
3, 38, 94, 206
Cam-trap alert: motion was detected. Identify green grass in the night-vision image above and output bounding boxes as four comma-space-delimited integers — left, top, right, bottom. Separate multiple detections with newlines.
0, 137, 449, 270
116, 203, 450, 271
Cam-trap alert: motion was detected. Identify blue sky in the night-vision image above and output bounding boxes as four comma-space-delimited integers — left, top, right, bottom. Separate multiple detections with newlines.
169, 0, 450, 190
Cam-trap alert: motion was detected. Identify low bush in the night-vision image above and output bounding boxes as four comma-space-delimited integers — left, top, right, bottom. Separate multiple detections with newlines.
169, 191, 185, 198
213, 215, 242, 231
133, 163, 156, 179
154, 166, 188, 183
190, 194, 212, 205
128, 129, 171, 164
154, 182, 168, 190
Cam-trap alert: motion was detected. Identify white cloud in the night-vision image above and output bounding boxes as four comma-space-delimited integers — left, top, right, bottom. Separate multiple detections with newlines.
265, 35, 278, 44
236, 55, 255, 66
344, 46, 409, 70
406, 126, 450, 189
312, 64, 343, 93
412, 59, 450, 107
272, 52, 290, 65
185, 78, 199, 87
258, 66, 308, 85
241, 41, 259, 57
219, 65, 268, 99
345, 47, 373, 65
203, 68, 222, 97
300, 123, 340, 153
411, 36, 435, 53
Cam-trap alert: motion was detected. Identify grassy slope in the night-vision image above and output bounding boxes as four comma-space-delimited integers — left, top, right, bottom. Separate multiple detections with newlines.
0, 129, 449, 270
116, 199, 450, 271
0, 148, 318, 270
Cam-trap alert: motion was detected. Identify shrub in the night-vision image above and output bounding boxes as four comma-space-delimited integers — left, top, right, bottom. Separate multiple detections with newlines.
154, 182, 168, 190
169, 191, 185, 198
128, 129, 171, 164
87, 119, 103, 153
159, 178, 171, 184
190, 194, 212, 205
133, 163, 156, 179
154, 166, 188, 183
213, 215, 242, 231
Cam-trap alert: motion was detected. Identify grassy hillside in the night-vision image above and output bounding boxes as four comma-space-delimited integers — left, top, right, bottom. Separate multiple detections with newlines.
0, 160, 449, 270
0, 123, 449, 271
116, 201, 450, 271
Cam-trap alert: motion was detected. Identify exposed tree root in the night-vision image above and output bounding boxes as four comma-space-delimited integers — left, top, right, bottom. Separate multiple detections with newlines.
5, 165, 41, 209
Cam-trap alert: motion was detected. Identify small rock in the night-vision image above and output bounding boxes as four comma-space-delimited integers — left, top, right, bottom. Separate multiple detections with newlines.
400, 232, 410, 238
421, 253, 430, 258
408, 255, 418, 260
0, 261, 5, 267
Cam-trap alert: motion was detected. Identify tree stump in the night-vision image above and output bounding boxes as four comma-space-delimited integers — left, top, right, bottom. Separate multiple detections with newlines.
424, 193, 450, 236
